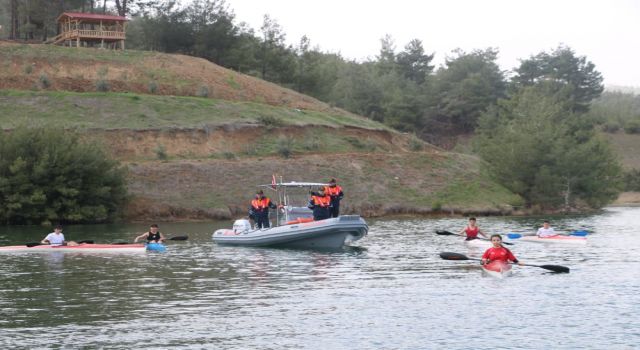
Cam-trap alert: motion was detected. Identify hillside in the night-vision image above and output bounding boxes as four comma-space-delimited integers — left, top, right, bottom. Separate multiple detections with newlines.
0, 43, 523, 220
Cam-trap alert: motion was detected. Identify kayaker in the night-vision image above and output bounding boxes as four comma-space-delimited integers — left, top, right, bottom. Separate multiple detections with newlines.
248, 190, 277, 229
134, 224, 166, 243
41, 225, 78, 246
323, 178, 344, 218
536, 220, 557, 237
481, 234, 521, 265
458, 217, 488, 241
308, 187, 332, 221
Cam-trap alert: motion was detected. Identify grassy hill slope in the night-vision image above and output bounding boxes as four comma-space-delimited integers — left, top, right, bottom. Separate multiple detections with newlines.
0, 43, 522, 220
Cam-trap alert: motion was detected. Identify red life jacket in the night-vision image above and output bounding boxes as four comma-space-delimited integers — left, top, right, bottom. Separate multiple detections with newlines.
312, 195, 331, 207
465, 226, 479, 238
324, 185, 343, 197
251, 197, 271, 210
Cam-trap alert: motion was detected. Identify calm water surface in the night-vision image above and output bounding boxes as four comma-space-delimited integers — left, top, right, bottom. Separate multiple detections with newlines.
0, 207, 639, 349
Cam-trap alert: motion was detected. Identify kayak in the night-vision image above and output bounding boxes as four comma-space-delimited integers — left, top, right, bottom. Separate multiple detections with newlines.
0, 243, 147, 253
507, 235, 587, 245
464, 238, 492, 248
482, 260, 512, 279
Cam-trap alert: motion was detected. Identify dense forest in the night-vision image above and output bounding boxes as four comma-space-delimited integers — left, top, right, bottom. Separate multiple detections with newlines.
0, 0, 634, 210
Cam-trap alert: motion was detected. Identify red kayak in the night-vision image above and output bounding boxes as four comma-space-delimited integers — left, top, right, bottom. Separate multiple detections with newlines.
0, 243, 146, 253
482, 260, 512, 279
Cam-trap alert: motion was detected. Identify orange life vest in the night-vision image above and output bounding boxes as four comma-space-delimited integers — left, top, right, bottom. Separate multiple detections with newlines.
324, 185, 343, 197
251, 197, 271, 210
312, 195, 331, 207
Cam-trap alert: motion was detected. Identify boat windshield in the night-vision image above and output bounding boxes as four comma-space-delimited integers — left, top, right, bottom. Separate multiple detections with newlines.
259, 182, 328, 226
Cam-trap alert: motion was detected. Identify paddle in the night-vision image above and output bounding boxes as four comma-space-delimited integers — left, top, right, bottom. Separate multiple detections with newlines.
116, 235, 188, 244
25, 239, 94, 247
439, 252, 570, 273
507, 231, 587, 239
436, 230, 514, 245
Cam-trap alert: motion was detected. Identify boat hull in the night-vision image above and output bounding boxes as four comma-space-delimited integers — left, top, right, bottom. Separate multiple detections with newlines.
482, 261, 512, 279
212, 215, 368, 249
0, 243, 147, 253
509, 235, 587, 245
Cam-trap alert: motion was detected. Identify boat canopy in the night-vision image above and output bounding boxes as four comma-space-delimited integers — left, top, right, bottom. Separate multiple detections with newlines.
259, 182, 329, 188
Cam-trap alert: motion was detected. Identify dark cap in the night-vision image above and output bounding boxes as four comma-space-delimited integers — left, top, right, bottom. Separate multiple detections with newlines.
329, 178, 336, 184
55, 224, 63, 229
257, 190, 264, 195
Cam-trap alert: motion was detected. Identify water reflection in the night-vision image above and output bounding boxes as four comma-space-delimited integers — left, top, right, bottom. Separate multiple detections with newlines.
0, 208, 639, 348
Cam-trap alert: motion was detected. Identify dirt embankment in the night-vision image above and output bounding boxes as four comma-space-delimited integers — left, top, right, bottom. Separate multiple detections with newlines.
0, 42, 348, 114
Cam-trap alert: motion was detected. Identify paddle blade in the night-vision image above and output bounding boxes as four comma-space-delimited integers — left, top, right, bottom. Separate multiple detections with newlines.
77, 240, 94, 244
26, 242, 42, 247
435, 230, 456, 236
168, 235, 188, 241
539, 265, 570, 273
571, 230, 588, 236
439, 252, 471, 261
501, 241, 514, 246
506, 233, 522, 239
111, 241, 129, 245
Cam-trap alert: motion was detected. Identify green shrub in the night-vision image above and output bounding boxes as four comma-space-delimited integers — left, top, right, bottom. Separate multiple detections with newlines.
0, 127, 127, 224
96, 79, 110, 92
196, 85, 209, 97
602, 121, 621, 133
623, 169, 640, 191
23, 64, 33, 74
38, 73, 51, 89
222, 151, 236, 160
408, 134, 424, 151
97, 66, 109, 78
624, 119, 640, 134
257, 115, 284, 127
303, 135, 321, 151
277, 136, 294, 158
154, 144, 168, 160
148, 81, 158, 94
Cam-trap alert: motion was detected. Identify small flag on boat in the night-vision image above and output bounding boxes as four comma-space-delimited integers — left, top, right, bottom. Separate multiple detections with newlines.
271, 174, 277, 189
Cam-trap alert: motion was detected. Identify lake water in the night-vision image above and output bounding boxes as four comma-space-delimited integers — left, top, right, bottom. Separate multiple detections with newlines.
0, 207, 638, 349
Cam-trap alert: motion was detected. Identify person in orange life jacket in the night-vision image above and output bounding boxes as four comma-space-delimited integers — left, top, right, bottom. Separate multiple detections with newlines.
248, 190, 277, 229
323, 178, 344, 218
481, 234, 522, 265
134, 224, 166, 243
457, 217, 488, 241
308, 187, 332, 221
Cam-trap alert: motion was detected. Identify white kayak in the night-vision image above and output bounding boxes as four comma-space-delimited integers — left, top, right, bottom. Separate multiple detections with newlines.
0, 243, 147, 253
507, 235, 587, 245
464, 238, 492, 248
482, 261, 513, 279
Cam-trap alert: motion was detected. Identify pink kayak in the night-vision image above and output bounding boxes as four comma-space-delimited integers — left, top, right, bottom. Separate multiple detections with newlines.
0, 243, 147, 253
482, 261, 512, 279
509, 235, 587, 245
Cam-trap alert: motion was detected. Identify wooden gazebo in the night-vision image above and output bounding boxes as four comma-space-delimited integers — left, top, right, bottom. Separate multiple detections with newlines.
49, 12, 128, 49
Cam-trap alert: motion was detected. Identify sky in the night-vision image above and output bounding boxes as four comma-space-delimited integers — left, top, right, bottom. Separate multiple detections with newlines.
220, 0, 640, 87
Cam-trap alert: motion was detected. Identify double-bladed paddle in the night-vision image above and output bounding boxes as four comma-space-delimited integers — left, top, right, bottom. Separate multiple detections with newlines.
436, 230, 514, 245
25, 240, 94, 247
439, 252, 570, 273
114, 235, 189, 244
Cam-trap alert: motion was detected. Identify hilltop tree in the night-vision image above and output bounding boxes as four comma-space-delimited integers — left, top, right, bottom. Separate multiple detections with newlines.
475, 86, 622, 209
396, 39, 434, 85
513, 45, 604, 113
425, 48, 506, 133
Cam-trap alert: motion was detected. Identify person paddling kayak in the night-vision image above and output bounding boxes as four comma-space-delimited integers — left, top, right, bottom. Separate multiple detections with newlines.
481, 234, 521, 265
41, 225, 78, 246
536, 220, 557, 237
458, 217, 488, 241
134, 224, 166, 243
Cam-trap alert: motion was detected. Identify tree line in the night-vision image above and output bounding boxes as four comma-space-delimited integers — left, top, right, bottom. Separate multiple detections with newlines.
0, 0, 626, 210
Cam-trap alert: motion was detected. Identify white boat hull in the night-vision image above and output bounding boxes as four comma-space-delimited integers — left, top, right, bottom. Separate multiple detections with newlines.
213, 215, 368, 249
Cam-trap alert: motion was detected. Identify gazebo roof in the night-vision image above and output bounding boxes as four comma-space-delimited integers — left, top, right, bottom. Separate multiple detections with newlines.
57, 12, 128, 22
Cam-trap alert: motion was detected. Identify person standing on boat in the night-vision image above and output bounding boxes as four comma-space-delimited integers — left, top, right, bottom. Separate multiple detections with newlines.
323, 178, 344, 218
249, 190, 277, 229
458, 217, 488, 241
308, 187, 332, 221
536, 220, 557, 237
134, 224, 166, 243
481, 234, 521, 265
41, 225, 77, 246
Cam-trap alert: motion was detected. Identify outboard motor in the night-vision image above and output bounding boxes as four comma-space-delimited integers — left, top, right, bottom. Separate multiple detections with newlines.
232, 219, 252, 234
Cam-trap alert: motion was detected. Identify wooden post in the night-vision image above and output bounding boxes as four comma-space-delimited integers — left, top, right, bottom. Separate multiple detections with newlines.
100, 20, 103, 48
